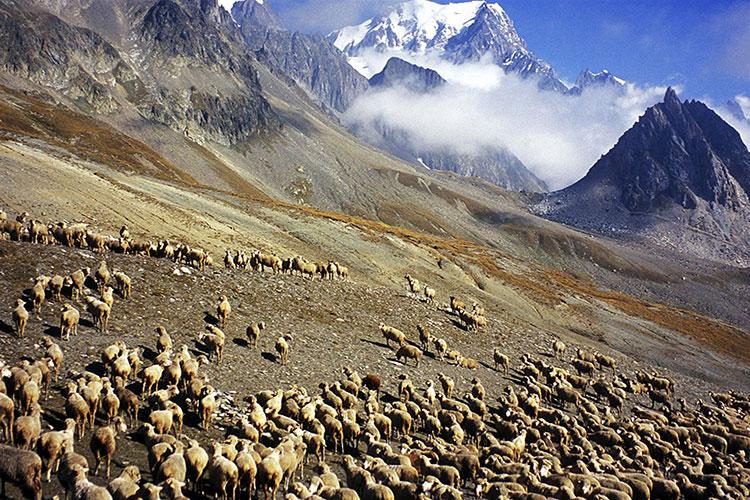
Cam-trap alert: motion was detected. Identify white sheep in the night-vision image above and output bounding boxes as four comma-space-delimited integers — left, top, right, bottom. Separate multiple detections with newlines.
11, 299, 29, 338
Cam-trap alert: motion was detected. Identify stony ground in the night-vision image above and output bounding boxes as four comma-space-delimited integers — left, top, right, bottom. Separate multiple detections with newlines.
0, 238, 740, 498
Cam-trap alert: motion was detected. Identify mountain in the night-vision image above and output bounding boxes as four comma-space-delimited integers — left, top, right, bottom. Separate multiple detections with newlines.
369, 57, 446, 92
329, 0, 568, 92
537, 88, 750, 265
232, 0, 369, 113
1, 0, 277, 145
567, 69, 626, 95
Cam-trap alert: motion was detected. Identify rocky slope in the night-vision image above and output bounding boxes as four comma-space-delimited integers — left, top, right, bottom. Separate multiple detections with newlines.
537, 88, 750, 266
232, 0, 369, 114
8, 0, 278, 145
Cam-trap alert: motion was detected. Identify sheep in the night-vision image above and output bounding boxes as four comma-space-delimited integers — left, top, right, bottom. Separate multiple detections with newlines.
85, 296, 111, 333
379, 323, 406, 347
101, 286, 115, 309
94, 261, 111, 293
30, 278, 46, 316
216, 295, 231, 328
101, 384, 120, 424
206, 443, 239, 500
417, 324, 432, 352
14, 403, 42, 450
149, 409, 176, 436
68, 268, 89, 302
12, 299, 29, 337
395, 344, 422, 367
108, 465, 141, 500
449, 296, 465, 313
185, 439, 209, 493
113, 380, 139, 424
90, 417, 127, 478
246, 321, 266, 349
112, 271, 132, 299
433, 337, 448, 360
38, 418, 76, 482
493, 348, 510, 373
27, 220, 49, 244
0, 392, 13, 443
59, 303, 80, 341
552, 339, 566, 358
404, 274, 420, 295
457, 355, 478, 369
155, 326, 172, 354
438, 373, 454, 398
0, 444, 42, 499
141, 364, 164, 397
19, 380, 40, 415
275, 334, 292, 365
199, 386, 218, 431
595, 352, 617, 373
572, 358, 596, 376
58, 442, 89, 499
199, 327, 225, 362
65, 382, 90, 439
157, 441, 187, 483
49, 274, 65, 302
423, 286, 436, 303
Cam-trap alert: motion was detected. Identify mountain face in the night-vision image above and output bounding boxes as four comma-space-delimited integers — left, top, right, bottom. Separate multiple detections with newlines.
537, 88, 750, 265
369, 57, 446, 92
330, 0, 567, 92
232, 0, 369, 113
3, 0, 277, 145
567, 69, 626, 95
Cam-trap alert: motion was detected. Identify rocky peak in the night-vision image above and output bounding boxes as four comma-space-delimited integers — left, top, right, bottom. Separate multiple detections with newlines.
369, 57, 446, 93
231, 0, 283, 32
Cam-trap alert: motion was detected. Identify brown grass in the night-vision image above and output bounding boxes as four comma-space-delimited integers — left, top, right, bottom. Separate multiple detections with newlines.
546, 270, 750, 361
0, 85, 197, 185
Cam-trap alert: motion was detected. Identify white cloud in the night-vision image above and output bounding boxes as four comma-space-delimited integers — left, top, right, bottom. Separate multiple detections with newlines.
715, 97, 750, 150
343, 53, 669, 190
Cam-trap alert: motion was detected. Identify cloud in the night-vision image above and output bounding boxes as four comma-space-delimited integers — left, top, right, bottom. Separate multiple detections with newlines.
715, 96, 750, 149
343, 54, 668, 190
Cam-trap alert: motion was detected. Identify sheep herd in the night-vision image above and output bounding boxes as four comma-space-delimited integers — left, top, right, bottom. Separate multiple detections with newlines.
0, 207, 749, 500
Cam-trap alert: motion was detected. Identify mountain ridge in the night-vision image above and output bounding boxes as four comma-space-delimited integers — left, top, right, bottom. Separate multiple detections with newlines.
537, 88, 750, 266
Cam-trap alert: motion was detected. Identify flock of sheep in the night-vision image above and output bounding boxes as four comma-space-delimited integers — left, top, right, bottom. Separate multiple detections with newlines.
1, 207, 750, 500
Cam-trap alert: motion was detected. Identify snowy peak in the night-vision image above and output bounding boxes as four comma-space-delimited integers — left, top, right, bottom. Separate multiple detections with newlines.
330, 0, 566, 92
331, 0, 497, 54
575, 69, 626, 89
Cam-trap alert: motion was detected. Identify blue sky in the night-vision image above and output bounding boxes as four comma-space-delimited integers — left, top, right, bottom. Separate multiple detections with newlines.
265, 0, 750, 103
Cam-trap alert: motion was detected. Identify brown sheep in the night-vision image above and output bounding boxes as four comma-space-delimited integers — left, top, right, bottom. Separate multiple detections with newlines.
90, 417, 127, 478
396, 344, 422, 367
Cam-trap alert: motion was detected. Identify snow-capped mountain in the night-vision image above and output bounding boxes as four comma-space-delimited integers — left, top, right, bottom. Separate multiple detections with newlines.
329, 0, 567, 92
567, 69, 626, 95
